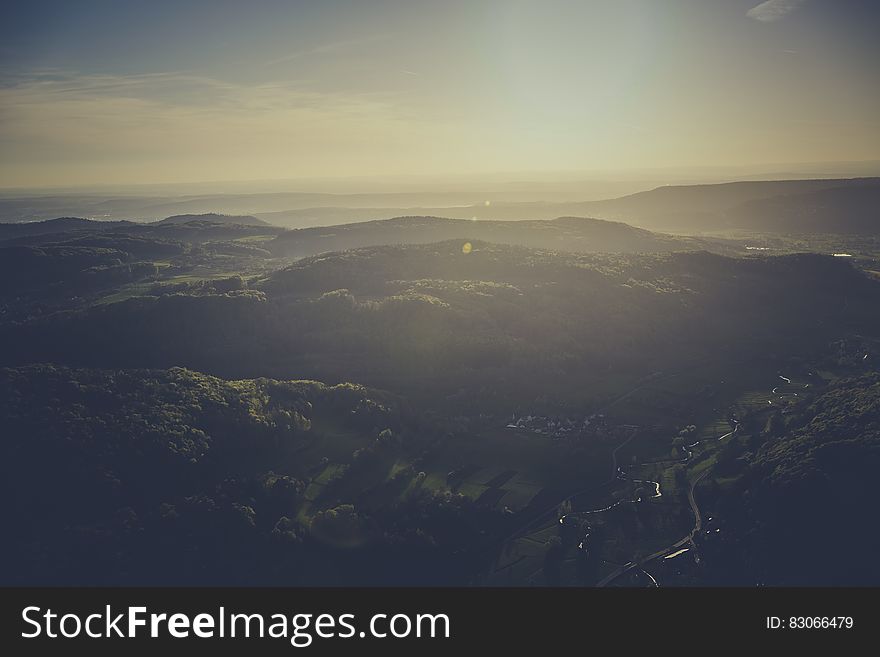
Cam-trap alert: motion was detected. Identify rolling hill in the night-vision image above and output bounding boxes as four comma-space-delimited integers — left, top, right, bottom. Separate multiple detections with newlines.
266, 215, 733, 258
0, 217, 135, 242
258, 178, 880, 235
5, 241, 877, 411
156, 213, 269, 227
0, 215, 283, 247
577, 178, 880, 233
726, 184, 880, 233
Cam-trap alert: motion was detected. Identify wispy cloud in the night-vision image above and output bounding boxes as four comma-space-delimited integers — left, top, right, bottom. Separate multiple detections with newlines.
0, 69, 404, 119
0, 69, 463, 185
0, 70, 393, 149
746, 0, 807, 22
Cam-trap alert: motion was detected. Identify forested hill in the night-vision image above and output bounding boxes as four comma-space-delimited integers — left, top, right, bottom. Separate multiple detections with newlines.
705, 373, 880, 585
0, 364, 430, 585
0, 217, 136, 241
727, 185, 880, 233
267, 215, 723, 258
0, 215, 282, 246
3, 242, 877, 413
260, 240, 869, 301
157, 213, 269, 227
0, 219, 282, 321
577, 177, 880, 233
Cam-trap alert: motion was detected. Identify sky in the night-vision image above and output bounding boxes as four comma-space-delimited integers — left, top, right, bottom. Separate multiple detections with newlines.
1, 0, 879, 188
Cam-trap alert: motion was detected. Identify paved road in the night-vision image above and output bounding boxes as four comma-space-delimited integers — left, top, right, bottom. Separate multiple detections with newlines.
482, 365, 727, 584
596, 425, 737, 587
688, 469, 710, 536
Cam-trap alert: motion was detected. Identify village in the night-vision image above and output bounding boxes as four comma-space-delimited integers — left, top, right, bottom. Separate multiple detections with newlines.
505, 412, 611, 441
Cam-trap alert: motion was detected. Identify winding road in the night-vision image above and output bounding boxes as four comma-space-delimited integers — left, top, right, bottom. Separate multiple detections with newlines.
596, 424, 738, 587
494, 370, 673, 548
489, 427, 638, 558
482, 365, 747, 585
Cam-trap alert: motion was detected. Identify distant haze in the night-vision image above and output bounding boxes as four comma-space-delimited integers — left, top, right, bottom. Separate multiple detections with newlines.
1, 1, 879, 189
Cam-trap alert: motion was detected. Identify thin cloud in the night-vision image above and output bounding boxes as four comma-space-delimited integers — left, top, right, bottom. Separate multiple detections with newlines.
0, 68, 464, 186
746, 0, 807, 23
0, 70, 402, 115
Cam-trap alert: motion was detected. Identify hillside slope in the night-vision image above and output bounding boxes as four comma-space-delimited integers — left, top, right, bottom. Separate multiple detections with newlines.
267, 215, 728, 258
578, 178, 880, 233
157, 212, 269, 227
5, 242, 878, 412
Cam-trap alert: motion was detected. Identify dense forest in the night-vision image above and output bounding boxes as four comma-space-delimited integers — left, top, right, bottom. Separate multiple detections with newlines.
0, 365, 510, 585
695, 373, 880, 585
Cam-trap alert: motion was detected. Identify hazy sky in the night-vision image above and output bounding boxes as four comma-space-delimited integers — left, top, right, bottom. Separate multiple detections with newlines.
1, 0, 879, 187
